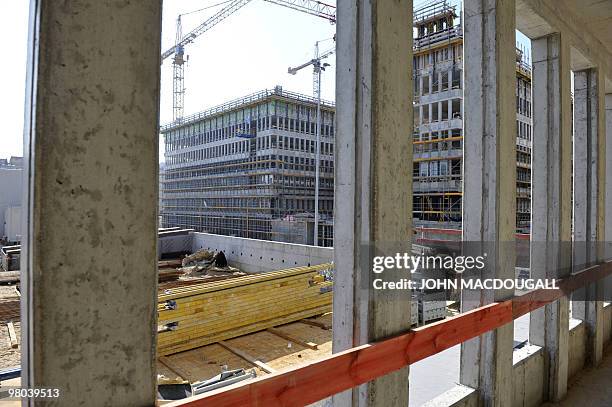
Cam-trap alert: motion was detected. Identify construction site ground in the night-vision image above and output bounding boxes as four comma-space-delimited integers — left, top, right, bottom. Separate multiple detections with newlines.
0, 283, 20, 370
157, 313, 333, 384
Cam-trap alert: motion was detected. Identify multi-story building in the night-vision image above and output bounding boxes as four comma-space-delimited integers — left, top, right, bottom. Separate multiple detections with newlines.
412, 1, 532, 232
160, 87, 335, 246
0, 156, 23, 243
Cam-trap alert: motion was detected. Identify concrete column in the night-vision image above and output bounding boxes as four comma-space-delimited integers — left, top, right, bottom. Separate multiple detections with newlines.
448, 97, 453, 121
333, 0, 412, 406
420, 105, 424, 128
22, 1, 161, 405
605, 95, 612, 303
460, 0, 515, 405
438, 101, 443, 121
528, 32, 571, 402
419, 75, 424, 97
573, 68, 606, 366
606, 95, 612, 262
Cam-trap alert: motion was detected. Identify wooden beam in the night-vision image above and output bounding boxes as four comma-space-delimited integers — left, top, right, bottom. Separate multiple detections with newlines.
158, 356, 191, 382
165, 261, 612, 407
266, 327, 318, 350
217, 341, 276, 374
7, 321, 18, 349
298, 319, 331, 330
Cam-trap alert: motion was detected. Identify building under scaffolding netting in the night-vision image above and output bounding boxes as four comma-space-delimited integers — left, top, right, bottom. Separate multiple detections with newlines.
160, 86, 335, 247
412, 0, 532, 232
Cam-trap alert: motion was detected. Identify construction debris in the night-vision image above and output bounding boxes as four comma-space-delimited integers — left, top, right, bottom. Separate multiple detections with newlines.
0, 245, 20, 272
158, 249, 243, 285
7, 322, 18, 349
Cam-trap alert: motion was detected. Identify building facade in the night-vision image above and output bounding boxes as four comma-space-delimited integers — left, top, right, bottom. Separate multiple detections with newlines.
412, 1, 532, 232
160, 87, 335, 246
0, 156, 23, 243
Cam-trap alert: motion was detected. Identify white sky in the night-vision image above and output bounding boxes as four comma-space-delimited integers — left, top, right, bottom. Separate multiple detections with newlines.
0, 0, 529, 162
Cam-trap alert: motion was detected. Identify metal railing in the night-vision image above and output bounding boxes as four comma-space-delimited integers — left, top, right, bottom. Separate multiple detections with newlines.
160, 88, 335, 133
167, 259, 612, 406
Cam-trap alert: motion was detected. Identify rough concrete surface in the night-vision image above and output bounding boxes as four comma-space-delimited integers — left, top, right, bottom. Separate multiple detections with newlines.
542, 347, 612, 406
23, 0, 162, 405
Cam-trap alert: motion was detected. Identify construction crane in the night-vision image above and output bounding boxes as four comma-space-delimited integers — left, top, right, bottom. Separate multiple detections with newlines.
288, 41, 335, 246
161, 0, 336, 123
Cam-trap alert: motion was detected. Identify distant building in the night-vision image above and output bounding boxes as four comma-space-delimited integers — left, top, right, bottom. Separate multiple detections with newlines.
412, 2, 532, 232
160, 87, 335, 246
0, 156, 24, 243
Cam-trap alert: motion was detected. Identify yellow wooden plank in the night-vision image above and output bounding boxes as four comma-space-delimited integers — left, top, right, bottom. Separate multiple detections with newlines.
266, 327, 318, 350
7, 321, 18, 348
218, 341, 276, 373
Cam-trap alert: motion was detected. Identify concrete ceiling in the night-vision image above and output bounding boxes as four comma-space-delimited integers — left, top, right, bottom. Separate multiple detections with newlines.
571, 0, 612, 57
516, 0, 612, 91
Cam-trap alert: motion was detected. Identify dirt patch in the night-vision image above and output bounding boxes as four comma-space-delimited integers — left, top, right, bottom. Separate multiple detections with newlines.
0, 321, 20, 369
0, 284, 20, 369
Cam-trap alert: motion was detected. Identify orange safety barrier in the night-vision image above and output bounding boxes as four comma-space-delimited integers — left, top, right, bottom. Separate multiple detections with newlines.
168, 260, 612, 407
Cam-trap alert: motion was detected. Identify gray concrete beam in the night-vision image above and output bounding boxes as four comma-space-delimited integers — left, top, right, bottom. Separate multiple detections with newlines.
573, 68, 606, 366
21, 0, 161, 405
528, 32, 572, 402
460, 0, 516, 405
515, 0, 612, 93
332, 0, 413, 405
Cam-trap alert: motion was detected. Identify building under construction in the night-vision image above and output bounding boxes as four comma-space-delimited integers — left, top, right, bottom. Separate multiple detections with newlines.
160, 87, 335, 246
412, 1, 532, 232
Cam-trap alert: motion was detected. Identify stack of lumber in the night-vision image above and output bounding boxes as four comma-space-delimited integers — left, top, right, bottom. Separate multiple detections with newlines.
158, 259, 183, 283
157, 263, 333, 355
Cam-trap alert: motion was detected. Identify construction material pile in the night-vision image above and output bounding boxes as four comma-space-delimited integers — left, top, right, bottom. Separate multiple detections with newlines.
157, 263, 333, 355
179, 250, 242, 278
158, 249, 246, 287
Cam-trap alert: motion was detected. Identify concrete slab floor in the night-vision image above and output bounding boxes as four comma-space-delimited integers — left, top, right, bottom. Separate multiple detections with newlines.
542, 346, 612, 406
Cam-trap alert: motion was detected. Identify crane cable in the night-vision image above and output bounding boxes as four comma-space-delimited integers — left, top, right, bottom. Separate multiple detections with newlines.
179, 0, 234, 18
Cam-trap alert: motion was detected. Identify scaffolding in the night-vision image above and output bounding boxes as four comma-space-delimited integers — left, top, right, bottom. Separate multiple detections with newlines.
160, 87, 335, 246
412, 0, 533, 231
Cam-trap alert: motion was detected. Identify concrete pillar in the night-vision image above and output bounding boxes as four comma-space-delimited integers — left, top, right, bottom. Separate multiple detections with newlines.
419, 75, 424, 97
420, 105, 424, 127
606, 94, 612, 305
332, 0, 412, 406
573, 68, 606, 366
460, 0, 515, 405
528, 32, 571, 402
21, 1, 161, 405
606, 95, 612, 262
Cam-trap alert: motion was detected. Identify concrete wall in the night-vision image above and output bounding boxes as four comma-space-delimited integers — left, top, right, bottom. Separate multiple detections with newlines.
191, 232, 333, 272
421, 385, 478, 407
3, 206, 22, 242
569, 319, 587, 380
512, 345, 545, 407
0, 168, 22, 240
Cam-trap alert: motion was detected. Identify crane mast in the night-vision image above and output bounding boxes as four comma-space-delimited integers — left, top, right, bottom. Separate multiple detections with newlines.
161, 0, 336, 123
287, 42, 335, 246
